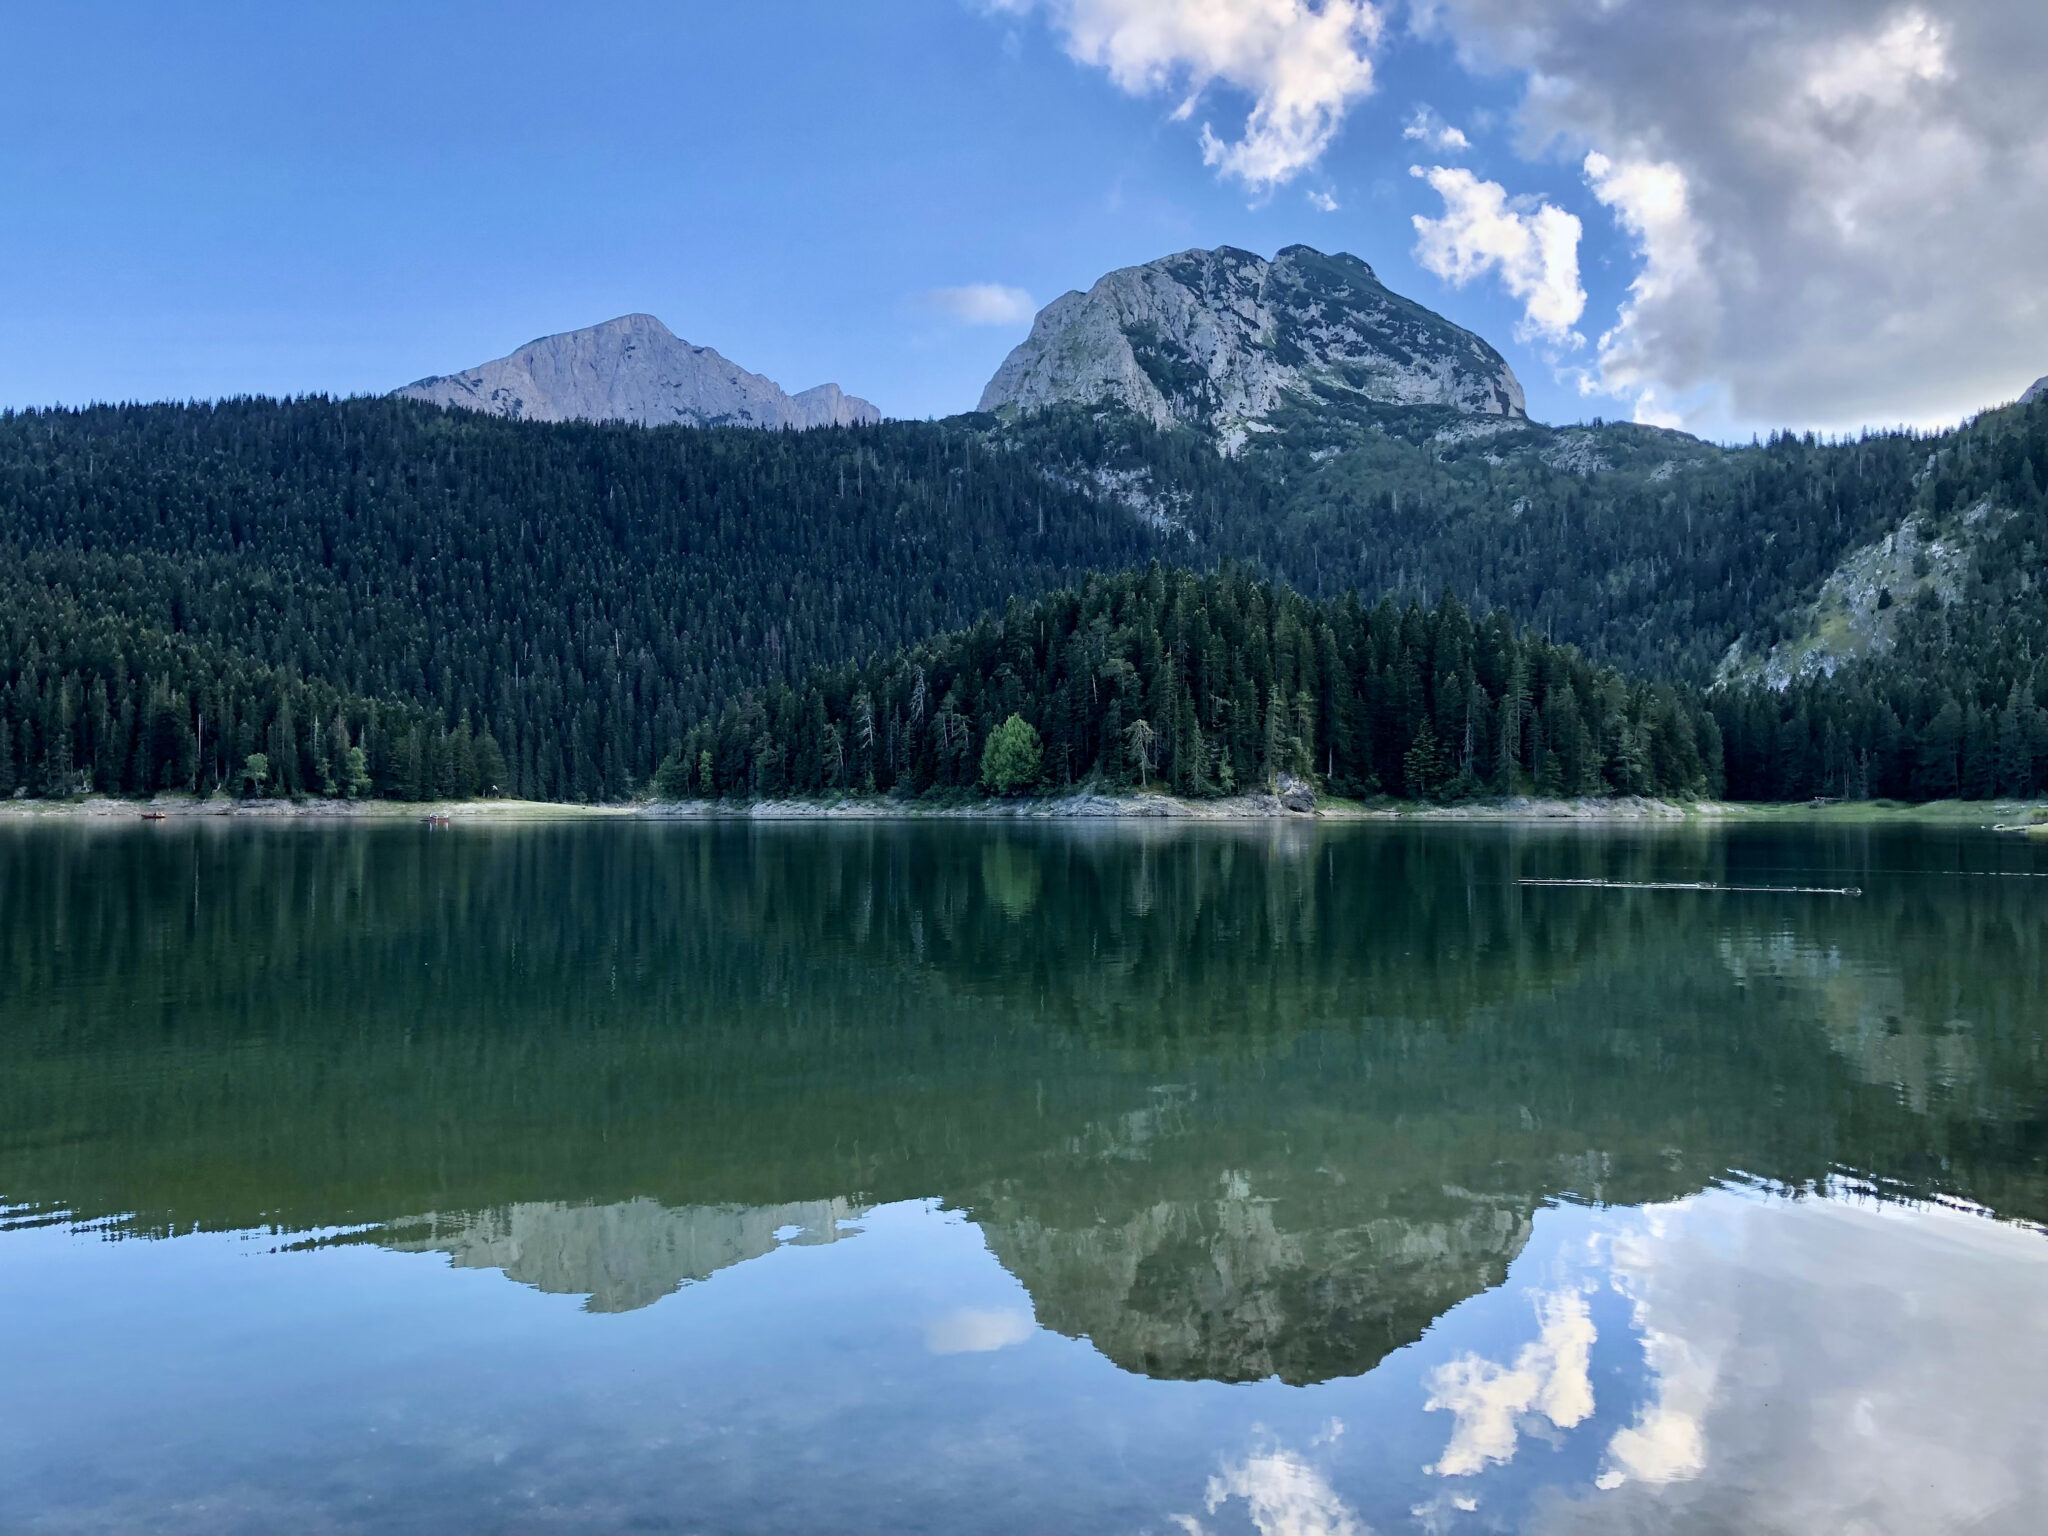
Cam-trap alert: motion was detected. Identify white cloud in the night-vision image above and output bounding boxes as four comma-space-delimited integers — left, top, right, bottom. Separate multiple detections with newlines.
1423, 1287, 1597, 1477
921, 284, 1038, 326
925, 1305, 1036, 1353
983, 0, 2048, 430
989, 0, 1383, 190
1410, 165, 1585, 345
1582, 152, 1708, 427
1306, 189, 1339, 212
1804, 10, 1951, 120
1403, 106, 1470, 153
1416, 0, 2048, 432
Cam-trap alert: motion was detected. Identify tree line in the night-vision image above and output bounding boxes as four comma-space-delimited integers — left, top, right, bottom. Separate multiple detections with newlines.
657, 565, 1723, 802
0, 397, 1155, 799
3, 388, 2044, 804
0, 578, 506, 800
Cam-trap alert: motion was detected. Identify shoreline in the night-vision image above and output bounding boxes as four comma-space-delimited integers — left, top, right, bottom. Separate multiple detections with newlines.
637, 791, 1715, 822
2, 790, 2041, 828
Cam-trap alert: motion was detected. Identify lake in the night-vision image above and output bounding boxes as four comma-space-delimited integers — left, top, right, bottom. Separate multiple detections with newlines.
2, 819, 2044, 1534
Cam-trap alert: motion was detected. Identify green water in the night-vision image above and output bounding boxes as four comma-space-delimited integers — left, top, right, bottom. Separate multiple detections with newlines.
2, 821, 2045, 1532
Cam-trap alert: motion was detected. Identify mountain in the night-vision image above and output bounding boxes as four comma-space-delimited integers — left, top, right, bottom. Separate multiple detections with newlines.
396, 312, 880, 429
3, 240, 2045, 807
2023, 375, 2047, 405
980, 244, 1524, 452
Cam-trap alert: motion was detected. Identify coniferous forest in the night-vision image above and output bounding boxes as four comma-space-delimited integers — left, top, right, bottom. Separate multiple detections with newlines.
657, 566, 1721, 802
0, 399, 1153, 800
1, 388, 2045, 803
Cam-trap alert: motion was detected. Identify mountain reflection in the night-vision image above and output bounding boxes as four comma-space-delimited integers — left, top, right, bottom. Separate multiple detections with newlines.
378, 1198, 862, 1313
2, 820, 2043, 1385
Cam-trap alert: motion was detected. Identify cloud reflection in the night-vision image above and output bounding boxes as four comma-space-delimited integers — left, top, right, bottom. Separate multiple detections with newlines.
1423, 1288, 1596, 1476
1538, 1190, 2048, 1533
1175, 1441, 1371, 1536
926, 1306, 1036, 1355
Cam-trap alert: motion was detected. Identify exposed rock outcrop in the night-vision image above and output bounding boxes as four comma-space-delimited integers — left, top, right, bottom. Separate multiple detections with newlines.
978, 244, 1524, 452
2022, 375, 2047, 406
397, 313, 879, 430
1715, 497, 2011, 689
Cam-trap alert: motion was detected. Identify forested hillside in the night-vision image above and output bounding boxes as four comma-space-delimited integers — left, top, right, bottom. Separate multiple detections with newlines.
0, 398, 1161, 799
659, 566, 1722, 803
1713, 390, 2048, 800
0, 388, 2042, 803
1034, 402, 1937, 679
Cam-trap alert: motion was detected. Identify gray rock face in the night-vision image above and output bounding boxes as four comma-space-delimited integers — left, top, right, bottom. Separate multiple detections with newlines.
397, 313, 880, 430
979, 244, 1524, 452
2023, 376, 2048, 405
1275, 773, 1317, 813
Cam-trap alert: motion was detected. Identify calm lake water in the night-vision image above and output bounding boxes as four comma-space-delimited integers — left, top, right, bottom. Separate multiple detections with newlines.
2, 820, 2045, 1534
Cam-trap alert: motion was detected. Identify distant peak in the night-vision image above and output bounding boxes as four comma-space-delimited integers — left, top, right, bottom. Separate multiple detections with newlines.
2023, 375, 2047, 406
977, 242, 1521, 447
529, 313, 677, 349
396, 314, 877, 431
1275, 243, 1378, 283
596, 312, 674, 334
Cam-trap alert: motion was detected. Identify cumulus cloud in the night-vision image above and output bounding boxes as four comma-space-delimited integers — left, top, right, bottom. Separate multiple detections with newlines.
1423, 1287, 1597, 1477
1581, 152, 1707, 428
1416, 0, 2048, 431
1307, 188, 1339, 212
921, 283, 1038, 326
1410, 165, 1586, 345
1403, 106, 1470, 153
989, 0, 1383, 190
987, 0, 2048, 430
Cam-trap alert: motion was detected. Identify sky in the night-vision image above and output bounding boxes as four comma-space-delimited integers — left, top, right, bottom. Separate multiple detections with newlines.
2, 1, 2043, 440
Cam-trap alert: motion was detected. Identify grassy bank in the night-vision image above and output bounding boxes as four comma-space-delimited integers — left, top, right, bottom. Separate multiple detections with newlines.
0, 794, 633, 822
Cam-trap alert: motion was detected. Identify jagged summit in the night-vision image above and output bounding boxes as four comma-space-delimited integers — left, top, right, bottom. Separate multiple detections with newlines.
397, 313, 879, 430
2022, 375, 2047, 406
979, 244, 1524, 452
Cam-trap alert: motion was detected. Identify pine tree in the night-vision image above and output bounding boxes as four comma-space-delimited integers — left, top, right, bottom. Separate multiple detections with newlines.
980, 715, 1043, 795
1403, 720, 1448, 799
1996, 684, 2036, 795
1914, 699, 1964, 800
1126, 717, 1158, 787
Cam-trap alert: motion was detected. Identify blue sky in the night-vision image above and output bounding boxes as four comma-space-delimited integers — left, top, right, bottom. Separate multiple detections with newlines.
0, 3, 1630, 425
3, 3, 2040, 437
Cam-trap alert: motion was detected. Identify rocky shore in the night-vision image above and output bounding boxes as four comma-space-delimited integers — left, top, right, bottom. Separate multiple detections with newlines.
6, 790, 2032, 826
637, 788, 1714, 822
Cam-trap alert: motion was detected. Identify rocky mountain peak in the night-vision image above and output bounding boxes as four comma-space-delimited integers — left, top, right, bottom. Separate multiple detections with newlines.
2022, 375, 2047, 406
978, 243, 1524, 452
397, 313, 879, 431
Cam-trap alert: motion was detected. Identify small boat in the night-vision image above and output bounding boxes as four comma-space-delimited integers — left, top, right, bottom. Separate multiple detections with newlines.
423, 812, 453, 827
139, 811, 167, 821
